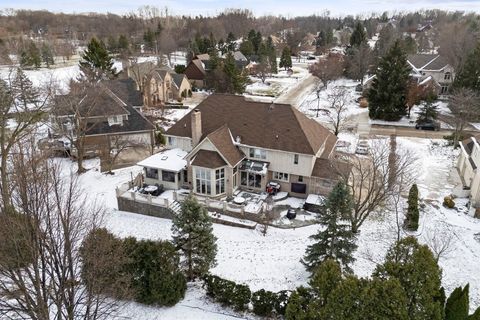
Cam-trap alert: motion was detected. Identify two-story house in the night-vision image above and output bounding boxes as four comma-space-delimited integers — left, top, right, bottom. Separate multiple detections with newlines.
407, 54, 455, 96
52, 79, 155, 159
138, 94, 347, 198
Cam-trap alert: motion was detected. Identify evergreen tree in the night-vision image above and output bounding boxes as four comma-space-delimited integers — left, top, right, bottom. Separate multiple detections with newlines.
401, 35, 418, 54
359, 278, 409, 320
302, 181, 357, 273
454, 42, 480, 92
226, 32, 236, 51
309, 259, 342, 308
279, 46, 292, 70
118, 34, 130, 55
266, 36, 278, 73
79, 37, 116, 81
20, 42, 41, 69
239, 39, 254, 58
172, 195, 217, 280
285, 287, 312, 320
123, 238, 187, 306
321, 276, 366, 319
350, 22, 367, 48
368, 40, 411, 121
374, 236, 443, 320
143, 28, 156, 52
404, 184, 419, 231
223, 51, 248, 93
416, 99, 439, 124
41, 43, 54, 68
445, 285, 469, 320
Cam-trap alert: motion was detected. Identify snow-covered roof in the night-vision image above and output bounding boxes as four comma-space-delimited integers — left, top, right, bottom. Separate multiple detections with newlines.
305, 194, 326, 206
137, 148, 187, 172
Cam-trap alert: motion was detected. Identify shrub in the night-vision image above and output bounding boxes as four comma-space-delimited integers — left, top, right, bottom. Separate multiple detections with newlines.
203, 274, 251, 311
405, 184, 419, 231
181, 90, 187, 98
232, 284, 251, 311
188, 89, 192, 97
251, 289, 277, 317
274, 290, 291, 316
124, 238, 187, 306
443, 196, 455, 209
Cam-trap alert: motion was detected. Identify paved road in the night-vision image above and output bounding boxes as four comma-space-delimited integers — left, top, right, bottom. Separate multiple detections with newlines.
274, 74, 316, 107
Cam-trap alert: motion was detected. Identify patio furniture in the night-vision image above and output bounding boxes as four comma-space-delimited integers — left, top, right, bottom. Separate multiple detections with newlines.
144, 185, 158, 194
266, 181, 281, 195
233, 196, 246, 205
286, 209, 296, 220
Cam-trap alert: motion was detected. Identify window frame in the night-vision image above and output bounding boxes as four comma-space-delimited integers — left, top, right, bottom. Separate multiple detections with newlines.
145, 167, 158, 179
294, 154, 299, 165
249, 148, 267, 160
161, 170, 176, 183
273, 171, 289, 182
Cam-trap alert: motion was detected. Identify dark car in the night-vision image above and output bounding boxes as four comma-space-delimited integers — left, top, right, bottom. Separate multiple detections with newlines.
415, 121, 440, 131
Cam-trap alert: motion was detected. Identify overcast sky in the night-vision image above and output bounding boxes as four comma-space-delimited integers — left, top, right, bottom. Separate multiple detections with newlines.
2, 0, 480, 17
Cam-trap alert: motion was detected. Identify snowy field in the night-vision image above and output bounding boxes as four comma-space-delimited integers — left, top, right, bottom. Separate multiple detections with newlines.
60, 134, 480, 318
245, 64, 309, 99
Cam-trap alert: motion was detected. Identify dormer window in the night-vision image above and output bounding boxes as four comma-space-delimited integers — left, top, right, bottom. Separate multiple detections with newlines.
108, 115, 123, 126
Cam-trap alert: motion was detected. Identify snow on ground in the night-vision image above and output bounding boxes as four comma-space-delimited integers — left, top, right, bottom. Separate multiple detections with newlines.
297, 78, 367, 124
245, 65, 309, 98
58, 136, 480, 317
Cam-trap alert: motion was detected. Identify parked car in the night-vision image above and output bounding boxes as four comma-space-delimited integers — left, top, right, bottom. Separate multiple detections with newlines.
355, 140, 369, 155
415, 121, 440, 131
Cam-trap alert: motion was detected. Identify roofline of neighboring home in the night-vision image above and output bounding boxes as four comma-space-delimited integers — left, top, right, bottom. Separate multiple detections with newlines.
85, 129, 155, 137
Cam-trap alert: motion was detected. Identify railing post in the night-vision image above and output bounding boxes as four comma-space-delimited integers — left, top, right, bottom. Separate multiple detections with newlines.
173, 190, 177, 201
164, 198, 169, 207
147, 194, 152, 204
131, 191, 136, 201
223, 201, 227, 211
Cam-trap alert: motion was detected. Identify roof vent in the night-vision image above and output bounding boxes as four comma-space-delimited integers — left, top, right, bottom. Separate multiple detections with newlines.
269, 103, 275, 110
275, 134, 279, 139
236, 136, 242, 144
161, 156, 168, 160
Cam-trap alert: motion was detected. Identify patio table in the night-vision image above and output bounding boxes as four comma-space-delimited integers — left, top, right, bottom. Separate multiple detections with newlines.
144, 185, 158, 194
233, 196, 246, 205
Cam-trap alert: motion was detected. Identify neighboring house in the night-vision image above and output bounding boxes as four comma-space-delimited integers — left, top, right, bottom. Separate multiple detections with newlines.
457, 136, 480, 212
139, 94, 347, 199
184, 55, 210, 88
143, 69, 174, 107
407, 54, 455, 96
170, 73, 192, 100
53, 78, 155, 158
363, 54, 455, 97
184, 52, 249, 88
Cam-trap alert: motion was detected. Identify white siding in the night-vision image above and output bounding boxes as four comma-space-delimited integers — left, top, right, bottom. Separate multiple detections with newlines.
239, 146, 315, 176
165, 135, 193, 151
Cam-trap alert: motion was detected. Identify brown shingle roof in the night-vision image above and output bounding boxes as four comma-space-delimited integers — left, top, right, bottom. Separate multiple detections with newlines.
191, 150, 227, 168
207, 125, 245, 166
166, 94, 336, 155
311, 158, 351, 180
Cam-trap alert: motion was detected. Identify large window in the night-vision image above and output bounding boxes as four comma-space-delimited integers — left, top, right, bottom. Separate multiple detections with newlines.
240, 171, 262, 189
249, 148, 267, 160
145, 167, 158, 179
215, 168, 225, 194
162, 170, 176, 182
273, 171, 289, 182
195, 168, 211, 195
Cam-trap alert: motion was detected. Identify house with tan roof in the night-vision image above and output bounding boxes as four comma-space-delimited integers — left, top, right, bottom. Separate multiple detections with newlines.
138, 94, 346, 198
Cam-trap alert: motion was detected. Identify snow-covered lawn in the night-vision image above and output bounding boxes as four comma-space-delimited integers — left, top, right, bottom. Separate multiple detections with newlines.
61, 135, 480, 317
245, 66, 309, 98
297, 78, 367, 124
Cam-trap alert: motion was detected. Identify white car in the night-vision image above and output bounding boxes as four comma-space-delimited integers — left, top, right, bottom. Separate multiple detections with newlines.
355, 140, 369, 155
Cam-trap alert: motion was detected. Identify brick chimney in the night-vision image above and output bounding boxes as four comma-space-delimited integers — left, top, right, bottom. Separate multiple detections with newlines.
191, 109, 202, 146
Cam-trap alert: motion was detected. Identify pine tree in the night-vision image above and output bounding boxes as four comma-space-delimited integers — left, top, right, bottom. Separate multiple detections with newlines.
374, 236, 443, 320
445, 285, 470, 320
226, 32, 236, 51
350, 22, 367, 48
454, 41, 480, 92
302, 181, 357, 273
266, 36, 278, 73
239, 39, 254, 58
416, 99, 439, 124
404, 184, 419, 231
79, 37, 116, 81
309, 259, 342, 308
279, 46, 292, 70
368, 40, 411, 121
20, 42, 41, 69
118, 34, 130, 55
41, 43, 54, 68
172, 195, 217, 280
285, 287, 312, 320
223, 52, 248, 93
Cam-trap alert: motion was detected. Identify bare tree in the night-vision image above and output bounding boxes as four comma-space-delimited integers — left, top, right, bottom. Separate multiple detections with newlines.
324, 87, 351, 136
51, 81, 105, 174
449, 88, 480, 148
127, 58, 158, 93
424, 225, 456, 262
309, 53, 343, 90
438, 22, 477, 72
0, 140, 123, 319
337, 138, 417, 233
0, 68, 51, 210
101, 135, 143, 173
346, 43, 372, 86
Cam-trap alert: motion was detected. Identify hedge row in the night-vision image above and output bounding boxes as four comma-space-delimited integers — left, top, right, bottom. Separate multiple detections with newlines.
203, 274, 290, 317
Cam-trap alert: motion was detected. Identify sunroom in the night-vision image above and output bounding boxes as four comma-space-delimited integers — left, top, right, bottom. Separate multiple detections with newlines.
137, 148, 188, 190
